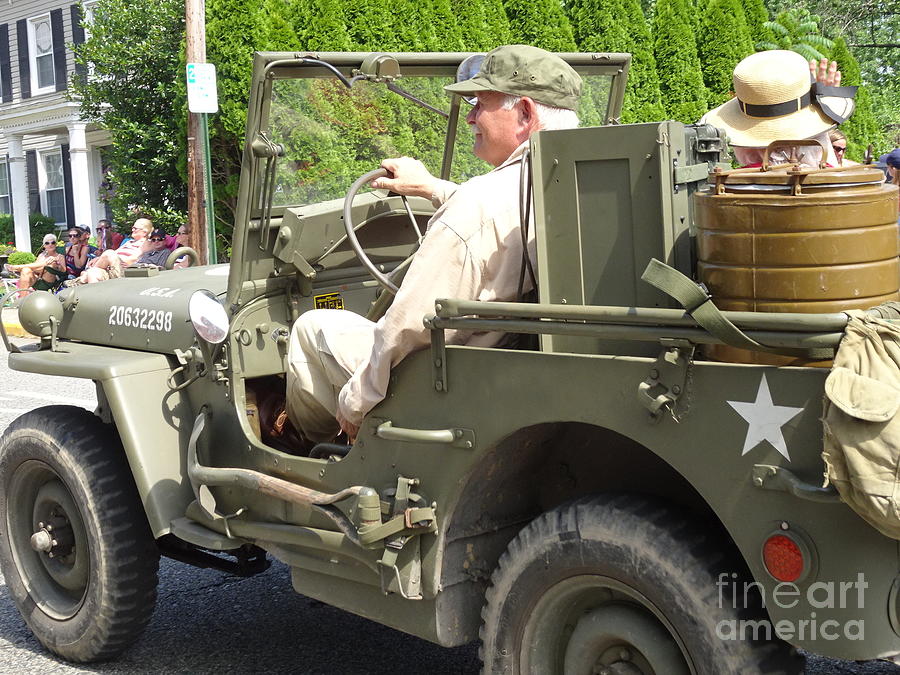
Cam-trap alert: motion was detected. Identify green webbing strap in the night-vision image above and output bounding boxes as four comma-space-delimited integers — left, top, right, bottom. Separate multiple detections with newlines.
642, 258, 765, 351
641, 258, 830, 358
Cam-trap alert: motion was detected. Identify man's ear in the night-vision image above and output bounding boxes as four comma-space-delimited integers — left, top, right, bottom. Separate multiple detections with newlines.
518, 96, 539, 130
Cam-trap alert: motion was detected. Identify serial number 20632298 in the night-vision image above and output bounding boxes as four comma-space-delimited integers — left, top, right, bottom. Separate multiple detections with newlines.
108, 305, 173, 332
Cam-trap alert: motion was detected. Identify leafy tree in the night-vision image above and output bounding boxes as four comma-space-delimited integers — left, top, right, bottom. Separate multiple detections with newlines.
740, 0, 773, 48
344, 0, 403, 50
70, 0, 187, 230
201, 0, 267, 241
261, 0, 302, 50
504, 0, 577, 51
569, 0, 665, 122
698, 0, 754, 107
653, 0, 709, 122
757, 7, 833, 61
298, 0, 352, 51
829, 37, 879, 162
453, 0, 512, 50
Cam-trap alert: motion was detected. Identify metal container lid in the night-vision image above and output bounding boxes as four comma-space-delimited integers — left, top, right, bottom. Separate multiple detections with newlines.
708, 139, 888, 195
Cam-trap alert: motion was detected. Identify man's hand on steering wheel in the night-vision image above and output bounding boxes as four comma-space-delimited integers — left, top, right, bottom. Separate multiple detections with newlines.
370, 157, 438, 199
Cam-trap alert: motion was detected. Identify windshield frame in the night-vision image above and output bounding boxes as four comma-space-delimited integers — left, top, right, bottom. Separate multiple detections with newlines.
228, 51, 631, 306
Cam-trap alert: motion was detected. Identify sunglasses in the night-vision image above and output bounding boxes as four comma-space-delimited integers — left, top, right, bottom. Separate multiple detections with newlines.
150, 237, 165, 242
44, 240, 57, 245
834, 146, 846, 153
67, 234, 81, 238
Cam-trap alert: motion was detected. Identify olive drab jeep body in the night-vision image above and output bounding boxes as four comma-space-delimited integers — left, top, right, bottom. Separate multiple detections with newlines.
2, 51, 900, 672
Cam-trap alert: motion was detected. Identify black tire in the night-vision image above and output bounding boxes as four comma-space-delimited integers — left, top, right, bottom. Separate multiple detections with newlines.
480, 494, 803, 675
0, 405, 160, 662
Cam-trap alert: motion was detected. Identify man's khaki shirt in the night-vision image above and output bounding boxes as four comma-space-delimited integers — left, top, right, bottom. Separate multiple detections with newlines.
337, 143, 535, 425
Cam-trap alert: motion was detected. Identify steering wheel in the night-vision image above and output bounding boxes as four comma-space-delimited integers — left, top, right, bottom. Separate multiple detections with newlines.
343, 168, 424, 295
165, 246, 201, 270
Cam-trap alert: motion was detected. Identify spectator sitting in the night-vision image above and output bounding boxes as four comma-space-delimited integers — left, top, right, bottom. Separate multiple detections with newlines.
6, 234, 67, 292
64, 226, 91, 279
132, 229, 172, 269
95, 219, 123, 252
700, 50, 857, 168
71, 218, 153, 284
172, 225, 193, 268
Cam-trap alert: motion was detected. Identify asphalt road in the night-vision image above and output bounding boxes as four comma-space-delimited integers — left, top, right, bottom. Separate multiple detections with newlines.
0, 341, 897, 673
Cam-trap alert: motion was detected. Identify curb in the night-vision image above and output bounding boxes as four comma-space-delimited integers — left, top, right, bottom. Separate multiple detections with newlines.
2, 321, 28, 338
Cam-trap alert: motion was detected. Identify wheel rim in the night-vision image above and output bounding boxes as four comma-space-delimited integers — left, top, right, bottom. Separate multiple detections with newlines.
6, 459, 89, 619
519, 575, 694, 675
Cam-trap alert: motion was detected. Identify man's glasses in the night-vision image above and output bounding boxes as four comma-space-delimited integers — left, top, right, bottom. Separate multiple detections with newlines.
150, 237, 165, 242
67, 234, 80, 238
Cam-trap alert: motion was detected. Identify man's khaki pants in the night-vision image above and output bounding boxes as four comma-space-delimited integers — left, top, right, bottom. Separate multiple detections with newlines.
286, 309, 375, 442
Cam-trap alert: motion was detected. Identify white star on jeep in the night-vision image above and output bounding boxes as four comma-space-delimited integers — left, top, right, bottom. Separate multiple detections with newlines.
727, 374, 804, 461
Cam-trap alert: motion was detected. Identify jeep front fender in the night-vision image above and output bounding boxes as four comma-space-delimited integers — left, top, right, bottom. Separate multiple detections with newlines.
10, 343, 194, 537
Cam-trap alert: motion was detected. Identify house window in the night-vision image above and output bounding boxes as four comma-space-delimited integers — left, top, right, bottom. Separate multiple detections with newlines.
28, 15, 55, 94
42, 150, 66, 224
0, 161, 9, 214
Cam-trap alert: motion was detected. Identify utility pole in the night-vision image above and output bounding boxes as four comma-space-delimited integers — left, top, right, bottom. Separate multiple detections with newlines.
185, 0, 209, 264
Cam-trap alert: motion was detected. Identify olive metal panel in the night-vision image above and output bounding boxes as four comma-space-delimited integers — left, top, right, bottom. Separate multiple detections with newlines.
531, 121, 692, 356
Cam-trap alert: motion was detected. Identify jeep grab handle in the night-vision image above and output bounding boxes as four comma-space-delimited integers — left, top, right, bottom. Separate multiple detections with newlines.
375, 420, 474, 449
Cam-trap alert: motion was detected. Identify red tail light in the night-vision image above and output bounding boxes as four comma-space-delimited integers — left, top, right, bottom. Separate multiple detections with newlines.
762, 534, 804, 582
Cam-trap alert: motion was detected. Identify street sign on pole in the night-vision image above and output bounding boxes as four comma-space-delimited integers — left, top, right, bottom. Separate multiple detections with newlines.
186, 63, 219, 114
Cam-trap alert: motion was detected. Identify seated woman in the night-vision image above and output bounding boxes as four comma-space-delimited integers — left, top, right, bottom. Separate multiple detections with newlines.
6, 234, 67, 293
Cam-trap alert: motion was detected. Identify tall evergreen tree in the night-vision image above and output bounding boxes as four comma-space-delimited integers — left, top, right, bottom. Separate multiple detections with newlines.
829, 37, 879, 162
620, 0, 666, 122
698, 0, 754, 107
453, 0, 512, 50
653, 0, 709, 122
430, 0, 466, 50
343, 0, 401, 50
205, 0, 267, 234
569, 0, 664, 122
296, 0, 352, 51
261, 0, 301, 50
504, 0, 577, 51
740, 0, 772, 49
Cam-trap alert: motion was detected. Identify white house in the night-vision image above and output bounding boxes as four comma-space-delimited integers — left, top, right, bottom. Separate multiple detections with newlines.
0, 0, 110, 249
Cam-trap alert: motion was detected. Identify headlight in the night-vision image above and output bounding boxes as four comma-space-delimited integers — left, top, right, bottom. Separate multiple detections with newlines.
188, 290, 229, 344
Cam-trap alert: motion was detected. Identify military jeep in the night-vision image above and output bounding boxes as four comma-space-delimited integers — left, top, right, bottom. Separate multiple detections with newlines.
1, 51, 898, 673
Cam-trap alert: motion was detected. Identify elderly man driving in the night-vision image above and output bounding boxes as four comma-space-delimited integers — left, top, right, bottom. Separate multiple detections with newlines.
285, 45, 583, 443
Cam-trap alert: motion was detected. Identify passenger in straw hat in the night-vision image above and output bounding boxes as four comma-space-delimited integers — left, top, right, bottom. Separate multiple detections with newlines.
701, 50, 857, 168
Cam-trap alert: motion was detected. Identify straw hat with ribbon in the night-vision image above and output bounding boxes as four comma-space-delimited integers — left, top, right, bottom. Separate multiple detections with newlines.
701, 50, 857, 147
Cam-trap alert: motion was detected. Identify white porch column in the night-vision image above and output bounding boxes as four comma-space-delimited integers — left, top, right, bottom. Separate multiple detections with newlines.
67, 122, 93, 230
6, 135, 30, 251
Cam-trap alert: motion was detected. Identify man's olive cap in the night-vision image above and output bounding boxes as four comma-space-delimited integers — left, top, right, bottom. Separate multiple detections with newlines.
444, 45, 582, 111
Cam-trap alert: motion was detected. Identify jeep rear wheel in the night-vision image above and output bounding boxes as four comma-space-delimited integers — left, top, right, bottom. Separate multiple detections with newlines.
0, 405, 159, 662
480, 494, 803, 675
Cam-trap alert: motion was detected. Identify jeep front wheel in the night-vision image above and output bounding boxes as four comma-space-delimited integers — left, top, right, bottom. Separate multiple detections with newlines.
0, 405, 160, 662
480, 494, 803, 675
